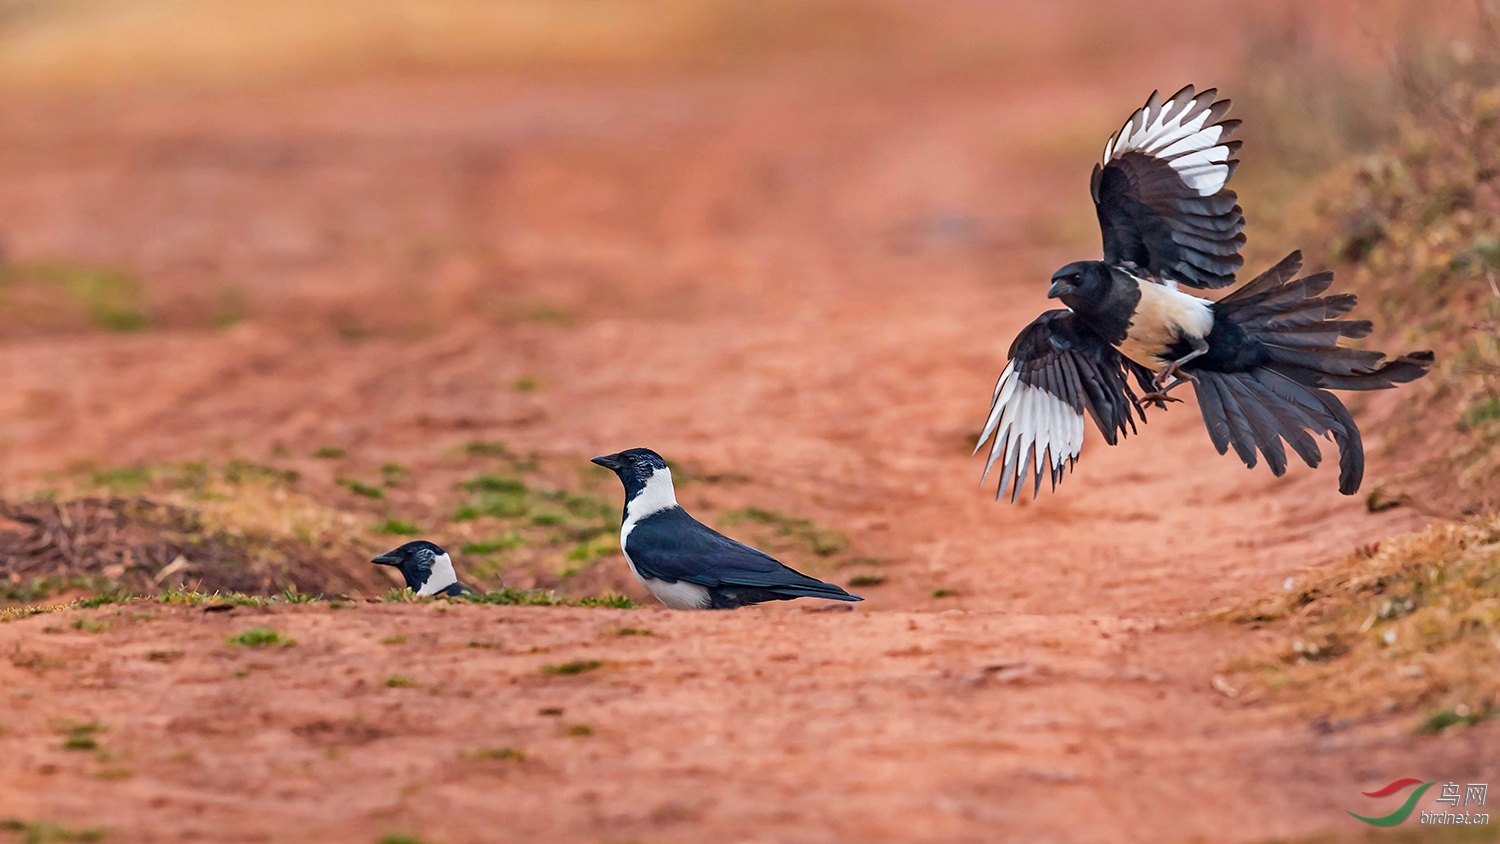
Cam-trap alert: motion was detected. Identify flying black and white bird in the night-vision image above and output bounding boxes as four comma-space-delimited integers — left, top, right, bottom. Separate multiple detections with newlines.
977, 85, 1433, 500
591, 448, 863, 610
372, 540, 474, 597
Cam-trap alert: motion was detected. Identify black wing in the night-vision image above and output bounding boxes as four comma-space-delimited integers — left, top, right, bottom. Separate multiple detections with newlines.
628, 510, 857, 601
1092, 85, 1246, 289
975, 310, 1147, 501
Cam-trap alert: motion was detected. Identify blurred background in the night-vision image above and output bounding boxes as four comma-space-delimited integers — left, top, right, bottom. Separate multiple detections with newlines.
2, 4, 1500, 843
0, 0, 1492, 603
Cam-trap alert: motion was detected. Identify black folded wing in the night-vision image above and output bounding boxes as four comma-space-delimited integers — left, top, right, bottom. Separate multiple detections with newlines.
976, 310, 1148, 501
627, 509, 856, 600
1092, 85, 1245, 289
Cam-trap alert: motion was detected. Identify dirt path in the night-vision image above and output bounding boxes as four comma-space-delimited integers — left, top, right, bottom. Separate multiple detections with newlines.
1, 3, 1495, 842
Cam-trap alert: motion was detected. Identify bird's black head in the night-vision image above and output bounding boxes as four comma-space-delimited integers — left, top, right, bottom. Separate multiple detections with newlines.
371, 540, 461, 595
591, 448, 671, 500
1047, 261, 1114, 311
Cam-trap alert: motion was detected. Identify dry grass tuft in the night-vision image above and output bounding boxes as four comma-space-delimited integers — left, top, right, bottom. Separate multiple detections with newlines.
0, 462, 390, 599
1235, 10, 1500, 512
1220, 515, 1500, 731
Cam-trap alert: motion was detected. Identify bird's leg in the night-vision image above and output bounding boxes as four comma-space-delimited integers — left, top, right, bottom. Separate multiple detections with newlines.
1140, 336, 1208, 405
1139, 372, 1194, 404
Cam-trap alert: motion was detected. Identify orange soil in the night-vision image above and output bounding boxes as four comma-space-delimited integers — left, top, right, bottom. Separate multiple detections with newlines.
0, 2, 1494, 842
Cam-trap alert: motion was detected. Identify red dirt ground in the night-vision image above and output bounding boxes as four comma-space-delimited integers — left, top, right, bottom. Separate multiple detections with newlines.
0, 2, 1495, 842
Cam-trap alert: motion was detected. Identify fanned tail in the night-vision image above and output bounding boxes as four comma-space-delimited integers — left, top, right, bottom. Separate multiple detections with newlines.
1196, 251, 1433, 494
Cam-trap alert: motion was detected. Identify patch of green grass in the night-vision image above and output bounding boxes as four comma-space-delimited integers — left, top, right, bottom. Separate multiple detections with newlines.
453, 493, 529, 521
70, 618, 107, 634
539, 489, 615, 521
604, 627, 652, 637
377, 834, 427, 844
380, 635, 407, 646
220, 460, 299, 486
146, 650, 184, 662
60, 734, 98, 751
0, 577, 122, 605
374, 519, 422, 536
931, 588, 956, 598
0, 819, 106, 842
380, 463, 410, 486
541, 659, 603, 676
226, 627, 290, 648
470, 747, 526, 762
461, 588, 566, 607
724, 507, 848, 557
1417, 706, 1496, 735
88, 466, 152, 492
563, 535, 617, 569
848, 574, 886, 587
462, 475, 527, 494
280, 587, 321, 604
462, 440, 509, 457
1458, 396, 1500, 432
567, 724, 594, 737
160, 589, 269, 607
576, 594, 635, 609
59, 722, 104, 752
75, 593, 130, 609
461, 533, 526, 555
0, 261, 150, 332
379, 588, 422, 603
384, 676, 415, 688
439, 456, 622, 589
337, 478, 384, 499
466, 640, 503, 650
512, 376, 540, 392
312, 447, 347, 459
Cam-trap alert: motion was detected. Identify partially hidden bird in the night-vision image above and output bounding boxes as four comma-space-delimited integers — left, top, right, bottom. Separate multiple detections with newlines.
977, 84, 1433, 501
591, 448, 862, 609
372, 540, 474, 597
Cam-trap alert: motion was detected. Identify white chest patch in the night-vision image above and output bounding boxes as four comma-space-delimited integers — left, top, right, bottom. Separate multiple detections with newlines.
616, 467, 711, 610
622, 554, 712, 610
1114, 278, 1214, 367
415, 553, 459, 596
619, 468, 678, 545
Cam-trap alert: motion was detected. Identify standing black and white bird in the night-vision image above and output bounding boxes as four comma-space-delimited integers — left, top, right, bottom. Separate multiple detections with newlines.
977, 85, 1433, 500
591, 448, 862, 610
372, 540, 474, 597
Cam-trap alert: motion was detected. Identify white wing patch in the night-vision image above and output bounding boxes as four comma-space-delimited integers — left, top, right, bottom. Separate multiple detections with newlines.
1102, 85, 1234, 197
974, 361, 1087, 502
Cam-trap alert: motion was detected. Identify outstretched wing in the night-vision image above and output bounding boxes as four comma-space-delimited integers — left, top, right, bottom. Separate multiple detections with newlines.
976, 310, 1147, 501
1092, 85, 1246, 289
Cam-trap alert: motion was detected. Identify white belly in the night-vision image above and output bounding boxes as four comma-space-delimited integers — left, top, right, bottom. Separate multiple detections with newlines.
621, 542, 711, 610
1115, 279, 1214, 368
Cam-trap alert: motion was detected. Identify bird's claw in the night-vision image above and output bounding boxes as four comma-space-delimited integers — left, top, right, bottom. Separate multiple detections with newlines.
1139, 390, 1184, 405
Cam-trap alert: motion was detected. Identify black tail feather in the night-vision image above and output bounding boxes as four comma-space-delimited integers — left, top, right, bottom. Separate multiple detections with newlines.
1223, 375, 1289, 475
1194, 369, 1360, 493
1193, 251, 1430, 494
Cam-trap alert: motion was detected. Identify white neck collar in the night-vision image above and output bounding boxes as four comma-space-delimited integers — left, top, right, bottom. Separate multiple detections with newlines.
416, 552, 459, 596
624, 467, 678, 527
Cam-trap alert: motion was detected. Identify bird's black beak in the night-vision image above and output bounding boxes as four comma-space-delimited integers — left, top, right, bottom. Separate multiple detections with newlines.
590, 454, 623, 471
1047, 279, 1073, 299
371, 553, 401, 567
